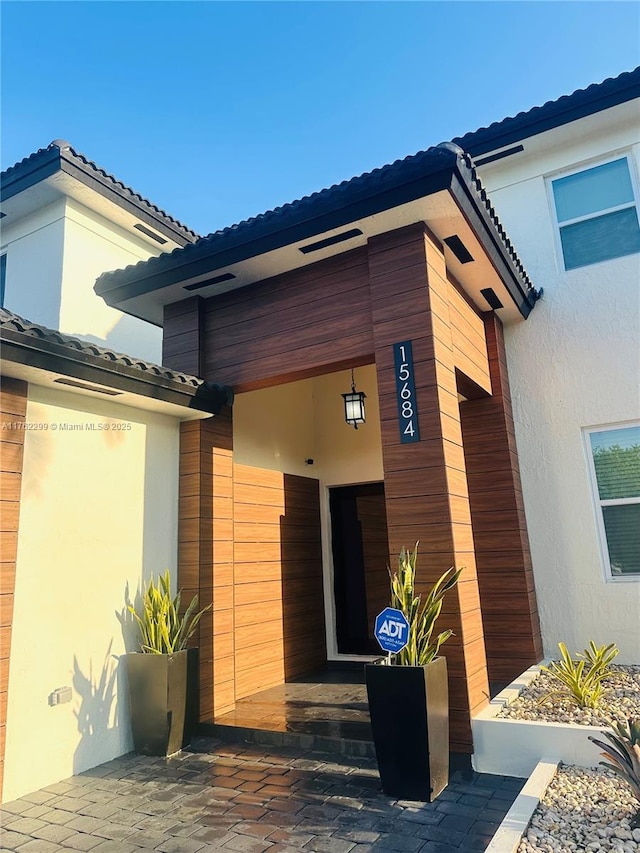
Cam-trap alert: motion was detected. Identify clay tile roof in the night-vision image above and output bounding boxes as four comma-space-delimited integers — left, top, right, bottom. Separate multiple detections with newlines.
95, 144, 539, 314
0, 308, 232, 412
1, 140, 200, 244
453, 66, 640, 157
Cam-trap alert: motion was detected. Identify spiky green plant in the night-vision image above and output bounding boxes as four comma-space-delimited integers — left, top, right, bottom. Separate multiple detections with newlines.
389, 543, 462, 667
589, 718, 640, 825
539, 642, 611, 709
579, 641, 619, 673
128, 571, 211, 654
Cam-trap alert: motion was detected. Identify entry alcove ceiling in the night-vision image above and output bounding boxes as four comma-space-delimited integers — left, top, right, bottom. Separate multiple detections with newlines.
94, 145, 539, 328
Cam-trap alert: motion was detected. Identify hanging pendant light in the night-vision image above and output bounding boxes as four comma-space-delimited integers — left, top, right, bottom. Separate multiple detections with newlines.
343, 368, 366, 429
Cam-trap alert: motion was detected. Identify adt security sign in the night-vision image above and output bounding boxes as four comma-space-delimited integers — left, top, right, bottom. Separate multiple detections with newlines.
374, 607, 410, 654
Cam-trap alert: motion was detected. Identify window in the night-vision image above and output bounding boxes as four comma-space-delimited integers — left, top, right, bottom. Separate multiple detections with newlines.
0, 254, 5, 308
551, 157, 640, 270
585, 423, 640, 579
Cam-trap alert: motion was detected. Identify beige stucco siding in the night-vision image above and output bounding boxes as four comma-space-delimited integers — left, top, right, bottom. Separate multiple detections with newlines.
3, 384, 180, 801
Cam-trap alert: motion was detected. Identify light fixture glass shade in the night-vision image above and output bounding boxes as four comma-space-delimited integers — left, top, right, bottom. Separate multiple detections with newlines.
343, 390, 366, 429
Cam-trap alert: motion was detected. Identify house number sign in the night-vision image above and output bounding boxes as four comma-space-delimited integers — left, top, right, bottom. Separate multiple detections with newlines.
393, 340, 420, 444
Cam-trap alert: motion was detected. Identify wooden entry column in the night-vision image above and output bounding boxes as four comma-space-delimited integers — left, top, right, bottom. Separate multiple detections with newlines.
460, 315, 543, 688
369, 225, 490, 753
179, 409, 235, 719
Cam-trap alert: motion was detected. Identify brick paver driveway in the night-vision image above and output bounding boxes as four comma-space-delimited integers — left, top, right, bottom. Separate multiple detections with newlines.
0, 738, 523, 853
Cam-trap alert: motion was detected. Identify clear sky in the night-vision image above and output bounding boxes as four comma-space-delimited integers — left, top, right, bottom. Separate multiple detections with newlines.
2, 1, 638, 236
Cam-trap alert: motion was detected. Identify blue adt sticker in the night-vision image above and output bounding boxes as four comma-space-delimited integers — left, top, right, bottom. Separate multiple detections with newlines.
374, 607, 410, 654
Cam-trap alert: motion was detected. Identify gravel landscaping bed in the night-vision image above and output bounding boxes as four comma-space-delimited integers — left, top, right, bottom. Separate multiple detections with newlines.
518, 764, 640, 853
497, 664, 640, 727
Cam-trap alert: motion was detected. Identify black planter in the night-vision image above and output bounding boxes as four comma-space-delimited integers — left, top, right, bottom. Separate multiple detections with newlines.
365, 656, 449, 802
182, 647, 200, 749
126, 650, 187, 756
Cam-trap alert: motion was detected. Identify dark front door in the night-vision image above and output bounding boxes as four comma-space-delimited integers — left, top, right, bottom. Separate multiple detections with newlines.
330, 483, 390, 655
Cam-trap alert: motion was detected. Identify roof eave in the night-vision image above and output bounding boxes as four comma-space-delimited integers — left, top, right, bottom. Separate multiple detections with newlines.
1, 145, 199, 247
458, 67, 640, 157
450, 163, 536, 318
0, 148, 61, 200
96, 156, 535, 320
0, 327, 232, 415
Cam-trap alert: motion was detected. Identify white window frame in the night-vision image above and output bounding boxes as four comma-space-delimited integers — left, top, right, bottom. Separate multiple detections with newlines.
547, 152, 640, 273
583, 420, 640, 583
0, 251, 6, 309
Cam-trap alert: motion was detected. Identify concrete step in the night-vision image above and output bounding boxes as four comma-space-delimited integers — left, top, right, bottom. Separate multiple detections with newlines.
195, 721, 376, 759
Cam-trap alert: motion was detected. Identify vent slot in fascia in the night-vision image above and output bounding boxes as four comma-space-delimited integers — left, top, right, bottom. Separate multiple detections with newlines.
443, 235, 474, 264
184, 272, 236, 292
475, 145, 525, 167
480, 287, 504, 310
134, 223, 168, 245
299, 228, 363, 254
54, 377, 122, 396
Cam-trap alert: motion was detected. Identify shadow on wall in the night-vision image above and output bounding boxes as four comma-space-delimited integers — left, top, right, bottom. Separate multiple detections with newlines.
72, 642, 129, 774
281, 473, 327, 682
67, 313, 161, 364
117, 582, 144, 654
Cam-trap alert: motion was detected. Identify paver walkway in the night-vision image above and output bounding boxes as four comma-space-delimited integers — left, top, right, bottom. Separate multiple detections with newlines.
0, 738, 523, 853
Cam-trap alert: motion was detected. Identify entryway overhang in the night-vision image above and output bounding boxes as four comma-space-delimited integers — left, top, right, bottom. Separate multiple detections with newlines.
95, 144, 540, 327
0, 309, 232, 418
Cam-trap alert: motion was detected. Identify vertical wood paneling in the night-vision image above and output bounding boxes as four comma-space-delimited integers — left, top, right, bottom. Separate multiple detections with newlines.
460, 314, 543, 687
165, 219, 542, 755
202, 249, 374, 391
357, 491, 390, 641
163, 296, 204, 377
0, 377, 27, 797
368, 226, 490, 753
178, 408, 235, 719
233, 466, 325, 700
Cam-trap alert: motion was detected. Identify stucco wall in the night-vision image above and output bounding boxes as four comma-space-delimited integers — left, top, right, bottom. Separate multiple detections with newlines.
1, 200, 66, 328
477, 106, 640, 662
1, 198, 163, 362
233, 364, 383, 485
60, 200, 162, 362
3, 385, 180, 801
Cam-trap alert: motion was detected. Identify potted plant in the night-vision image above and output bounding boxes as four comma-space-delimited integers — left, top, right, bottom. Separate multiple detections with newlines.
365, 543, 461, 802
125, 571, 210, 756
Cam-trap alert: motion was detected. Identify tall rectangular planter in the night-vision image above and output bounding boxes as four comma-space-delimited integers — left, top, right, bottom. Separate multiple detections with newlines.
365, 656, 449, 801
126, 651, 187, 756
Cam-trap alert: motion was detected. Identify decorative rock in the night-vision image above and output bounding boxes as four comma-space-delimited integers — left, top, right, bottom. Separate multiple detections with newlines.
517, 765, 640, 853
499, 665, 640, 727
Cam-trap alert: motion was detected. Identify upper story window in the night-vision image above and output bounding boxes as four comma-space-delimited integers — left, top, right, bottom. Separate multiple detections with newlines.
0, 254, 6, 308
551, 156, 640, 270
585, 423, 640, 580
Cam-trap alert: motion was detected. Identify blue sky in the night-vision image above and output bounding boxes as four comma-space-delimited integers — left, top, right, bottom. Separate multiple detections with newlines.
2, 2, 638, 236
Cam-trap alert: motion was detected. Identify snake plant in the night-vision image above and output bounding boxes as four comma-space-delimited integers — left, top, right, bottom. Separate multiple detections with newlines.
389, 543, 462, 667
128, 571, 211, 654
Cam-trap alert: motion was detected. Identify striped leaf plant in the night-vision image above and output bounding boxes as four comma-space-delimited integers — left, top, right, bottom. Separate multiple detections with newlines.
128, 571, 211, 654
389, 543, 462, 667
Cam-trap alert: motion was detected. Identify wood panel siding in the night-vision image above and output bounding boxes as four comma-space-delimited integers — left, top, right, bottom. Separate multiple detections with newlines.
368, 225, 490, 753
164, 297, 204, 376
0, 377, 27, 796
357, 491, 391, 642
166, 219, 541, 755
460, 314, 543, 688
201, 249, 374, 391
233, 466, 325, 700
178, 409, 234, 718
